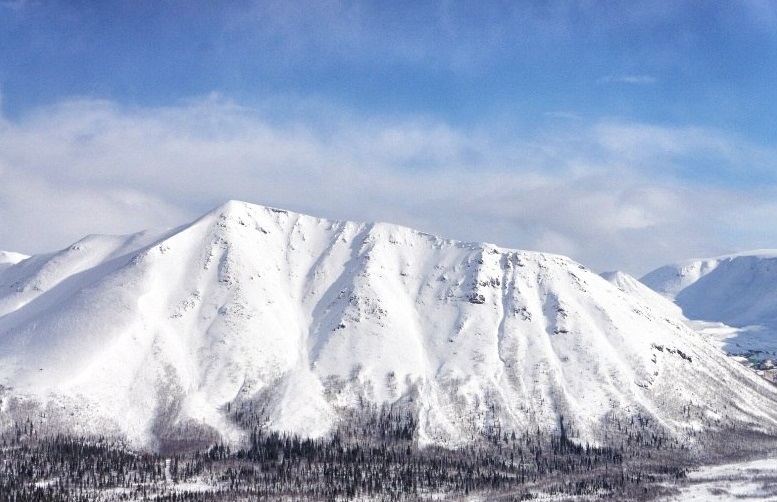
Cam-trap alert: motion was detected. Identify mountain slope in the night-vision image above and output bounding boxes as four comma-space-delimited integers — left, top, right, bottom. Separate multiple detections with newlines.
1, 202, 777, 449
600, 270, 684, 321
642, 251, 777, 357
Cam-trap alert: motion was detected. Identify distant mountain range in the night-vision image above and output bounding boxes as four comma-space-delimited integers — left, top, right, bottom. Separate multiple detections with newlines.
641, 251, 777, 358
1, 201, 776, 449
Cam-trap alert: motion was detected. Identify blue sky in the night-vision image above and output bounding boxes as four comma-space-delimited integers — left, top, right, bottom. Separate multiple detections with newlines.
2, 0, 777, 274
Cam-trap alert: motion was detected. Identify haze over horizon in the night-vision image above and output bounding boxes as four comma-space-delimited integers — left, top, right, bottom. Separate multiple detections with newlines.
2, 0, 777, 275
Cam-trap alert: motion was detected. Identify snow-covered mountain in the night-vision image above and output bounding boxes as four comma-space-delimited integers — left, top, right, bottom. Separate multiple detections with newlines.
641, 251, 777, 357
2, 202, 777, 449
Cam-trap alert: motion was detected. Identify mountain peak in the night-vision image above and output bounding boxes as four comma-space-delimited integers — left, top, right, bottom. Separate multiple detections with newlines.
208, 199, 294, 219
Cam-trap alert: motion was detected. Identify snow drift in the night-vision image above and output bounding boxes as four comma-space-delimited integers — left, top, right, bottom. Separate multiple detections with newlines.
1, 202, 776, 448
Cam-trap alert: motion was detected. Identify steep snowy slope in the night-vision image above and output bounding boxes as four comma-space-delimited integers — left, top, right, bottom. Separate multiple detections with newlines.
601, 270, 684, 321
1, 202, 777, 449
642, 251, 777, 356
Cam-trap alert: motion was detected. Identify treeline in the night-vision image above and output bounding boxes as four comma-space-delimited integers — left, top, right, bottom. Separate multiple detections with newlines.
0, 407, 715, 501
0, 433, 206, 501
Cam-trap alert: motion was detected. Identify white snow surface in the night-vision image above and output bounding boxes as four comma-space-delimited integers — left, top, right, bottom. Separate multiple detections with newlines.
1, 201, 777, 449
641, 251, 777, 357
658, 458, 777, 501
600, 270, 684, 321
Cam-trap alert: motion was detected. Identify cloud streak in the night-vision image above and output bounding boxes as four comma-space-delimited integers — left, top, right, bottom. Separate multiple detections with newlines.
597, 75, 657, 85
2, 97, 777, 275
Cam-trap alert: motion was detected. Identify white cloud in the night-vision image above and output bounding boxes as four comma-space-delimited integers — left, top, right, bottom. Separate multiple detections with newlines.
0, 0, 28, 10
592, 121, 777, 181
1, 97, 776, 275
543, 111, 583, 120
597, 75, 657, 85
738, 0, 777, 32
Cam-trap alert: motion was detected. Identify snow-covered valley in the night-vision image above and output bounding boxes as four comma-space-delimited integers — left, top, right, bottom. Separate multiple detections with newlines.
658, 458, 777, 501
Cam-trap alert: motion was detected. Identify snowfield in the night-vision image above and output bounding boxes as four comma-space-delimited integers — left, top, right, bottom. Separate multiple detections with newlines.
1, 201, 777, 449
658, 458, 777, 501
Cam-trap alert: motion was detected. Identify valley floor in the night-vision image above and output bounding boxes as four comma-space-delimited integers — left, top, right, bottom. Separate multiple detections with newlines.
657, 458, 777, 502
3, 406, 777, 501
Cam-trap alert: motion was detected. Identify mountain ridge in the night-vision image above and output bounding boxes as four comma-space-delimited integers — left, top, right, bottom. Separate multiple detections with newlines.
1, 201, 777, 449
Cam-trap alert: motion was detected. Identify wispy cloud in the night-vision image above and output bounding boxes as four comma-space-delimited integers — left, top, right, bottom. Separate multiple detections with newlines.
543, 111, 583, 120
597, 75, 657, 85
0, 0, 28, 10
1, 97, 776, 275
591, 121, 777, 184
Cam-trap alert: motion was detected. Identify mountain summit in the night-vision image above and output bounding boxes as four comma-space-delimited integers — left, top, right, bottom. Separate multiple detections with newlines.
1, 201, 776, 448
